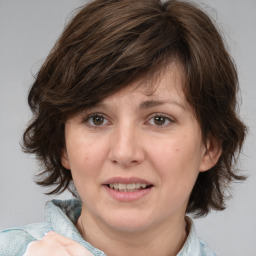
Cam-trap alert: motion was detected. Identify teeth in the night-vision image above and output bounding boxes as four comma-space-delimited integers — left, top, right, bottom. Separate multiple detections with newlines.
108, 183, 149, 191
119, 183, 126, 190
127, 183, 135, 189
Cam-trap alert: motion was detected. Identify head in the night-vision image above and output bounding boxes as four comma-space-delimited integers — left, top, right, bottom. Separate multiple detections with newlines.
23, 0, 246, 217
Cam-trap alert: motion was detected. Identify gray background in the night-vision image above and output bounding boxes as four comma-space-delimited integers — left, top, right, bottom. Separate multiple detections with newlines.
0, 1, 255, 255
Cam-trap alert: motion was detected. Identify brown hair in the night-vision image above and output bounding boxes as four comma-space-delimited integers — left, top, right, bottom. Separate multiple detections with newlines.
23, 0, 247, 217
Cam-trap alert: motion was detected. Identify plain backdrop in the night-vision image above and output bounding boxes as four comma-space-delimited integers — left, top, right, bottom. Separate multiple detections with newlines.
0, 1, 255, 255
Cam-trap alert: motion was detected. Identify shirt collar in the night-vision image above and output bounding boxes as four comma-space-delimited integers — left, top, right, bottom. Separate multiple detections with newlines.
45, 199, 106, 256
177, 217, 201, 255
46, 199, 210, 256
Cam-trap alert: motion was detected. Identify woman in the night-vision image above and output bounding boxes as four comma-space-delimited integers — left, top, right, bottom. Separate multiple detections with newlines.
0, 0, 246, 255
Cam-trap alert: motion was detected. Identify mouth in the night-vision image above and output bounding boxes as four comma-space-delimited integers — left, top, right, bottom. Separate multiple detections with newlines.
103, 178, 154, 201
106, 183, 153, 192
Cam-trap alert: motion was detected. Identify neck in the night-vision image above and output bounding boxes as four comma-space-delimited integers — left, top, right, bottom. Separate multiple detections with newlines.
77, 211, 188, 256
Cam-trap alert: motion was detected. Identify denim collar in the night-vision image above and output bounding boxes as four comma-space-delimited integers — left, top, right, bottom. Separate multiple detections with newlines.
45, 199, 215, 256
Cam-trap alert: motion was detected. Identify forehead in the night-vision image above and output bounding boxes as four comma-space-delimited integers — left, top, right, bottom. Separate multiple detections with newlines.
102, 60, 189, 109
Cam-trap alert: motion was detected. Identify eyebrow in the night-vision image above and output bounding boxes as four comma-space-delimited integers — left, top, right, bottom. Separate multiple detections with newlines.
139, 99, 186, 110
87, 99, 186, 112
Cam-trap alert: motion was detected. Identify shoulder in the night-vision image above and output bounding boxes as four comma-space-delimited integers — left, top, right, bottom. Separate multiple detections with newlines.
0, 222, 52, 256
0, 228, 34, 256
0, 199, 81, 256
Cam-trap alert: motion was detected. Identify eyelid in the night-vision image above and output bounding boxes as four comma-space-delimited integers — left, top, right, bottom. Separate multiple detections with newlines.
82, 112, 104, 121
82, 112, 110, 127
146, 113, 175, 126
148, 112, 174, 121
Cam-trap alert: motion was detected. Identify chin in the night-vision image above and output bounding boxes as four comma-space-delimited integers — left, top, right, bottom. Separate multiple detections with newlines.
102, 211, 155, 233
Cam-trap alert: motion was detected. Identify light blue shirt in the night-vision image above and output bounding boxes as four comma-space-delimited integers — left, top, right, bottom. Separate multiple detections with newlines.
0, 199, 216, 256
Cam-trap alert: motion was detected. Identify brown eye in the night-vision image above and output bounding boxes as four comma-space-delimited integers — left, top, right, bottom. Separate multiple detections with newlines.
84, 113, 108, 127
153, 116, 167, 126
92, 115, 104, 125
147, 114, 173, 127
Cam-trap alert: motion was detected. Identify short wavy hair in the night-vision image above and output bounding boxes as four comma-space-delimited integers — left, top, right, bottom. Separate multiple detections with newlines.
23, 0, 247, 217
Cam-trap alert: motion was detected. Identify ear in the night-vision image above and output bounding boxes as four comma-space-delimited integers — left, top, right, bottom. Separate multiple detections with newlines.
199, 136, 222, 172
61, 149, 71, 170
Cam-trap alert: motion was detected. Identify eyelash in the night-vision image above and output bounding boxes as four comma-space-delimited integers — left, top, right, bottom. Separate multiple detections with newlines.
147, 113, 174, 127
82, 113, 174, 128
83, 113, 110, 128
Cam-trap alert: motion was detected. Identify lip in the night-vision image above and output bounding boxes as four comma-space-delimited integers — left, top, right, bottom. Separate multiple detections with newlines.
103, 176, 152, 186
102, 176, 154, 202
104, 185, 153, 202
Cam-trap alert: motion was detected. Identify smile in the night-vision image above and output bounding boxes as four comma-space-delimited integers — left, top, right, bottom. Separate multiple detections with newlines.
108, 183, 152, 192
103, 177, 154, 201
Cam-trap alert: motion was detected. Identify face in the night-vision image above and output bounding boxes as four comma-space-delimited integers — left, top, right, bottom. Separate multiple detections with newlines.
62, 62, 219, 233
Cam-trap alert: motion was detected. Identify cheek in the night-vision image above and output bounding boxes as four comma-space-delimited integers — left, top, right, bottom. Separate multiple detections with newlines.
68, 144, 103, 200
67, 137, 109, 184
150, 136, 203, 184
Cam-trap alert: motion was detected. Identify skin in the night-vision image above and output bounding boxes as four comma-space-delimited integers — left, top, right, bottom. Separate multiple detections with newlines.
25, 62, 221, 256
24, 231, 93, 256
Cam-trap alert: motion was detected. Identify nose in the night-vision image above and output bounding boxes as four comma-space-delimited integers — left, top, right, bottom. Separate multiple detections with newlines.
108, 124, 145, 167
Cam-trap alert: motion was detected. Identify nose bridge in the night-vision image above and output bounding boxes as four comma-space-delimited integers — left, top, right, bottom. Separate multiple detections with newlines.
109, 120, 144, 166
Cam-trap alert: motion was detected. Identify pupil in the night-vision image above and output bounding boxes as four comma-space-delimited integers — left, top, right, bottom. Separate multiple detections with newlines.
93, 116, 103, 125
154, 116, 165, 125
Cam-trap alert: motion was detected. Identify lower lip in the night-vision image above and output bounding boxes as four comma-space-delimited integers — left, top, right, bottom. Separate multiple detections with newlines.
104, 185, 153, 202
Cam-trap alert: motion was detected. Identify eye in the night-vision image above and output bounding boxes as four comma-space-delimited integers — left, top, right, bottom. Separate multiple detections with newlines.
148, 114, 173, 127
83, 113, 109, 127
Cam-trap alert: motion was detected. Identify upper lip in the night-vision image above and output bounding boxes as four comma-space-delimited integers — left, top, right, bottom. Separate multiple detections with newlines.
103, 177, 153, 186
